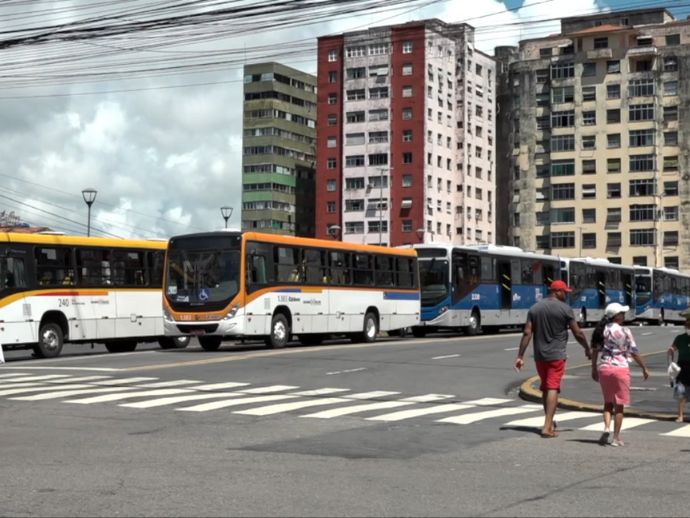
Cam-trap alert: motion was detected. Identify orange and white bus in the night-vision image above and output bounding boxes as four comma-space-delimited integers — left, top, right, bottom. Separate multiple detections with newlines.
0, 232, 189, 358
162, 231, 420, 349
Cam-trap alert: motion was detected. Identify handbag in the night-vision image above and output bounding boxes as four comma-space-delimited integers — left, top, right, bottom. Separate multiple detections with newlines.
674, 381, 686, 400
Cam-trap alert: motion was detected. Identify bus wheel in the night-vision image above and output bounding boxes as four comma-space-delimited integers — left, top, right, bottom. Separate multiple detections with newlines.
359, 312, 379, 343
105, 341, 137, 353
34, 322, 64, 358
199, 336, 222, 351
266, 314, 290, 348
158, 336, 191, 349
412, 327, 427, 338
299, 334, 323, 346
466, 310, 481, 336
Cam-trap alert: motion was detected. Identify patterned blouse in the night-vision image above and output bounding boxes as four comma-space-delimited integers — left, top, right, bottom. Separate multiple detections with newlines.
598, 322, 639, 369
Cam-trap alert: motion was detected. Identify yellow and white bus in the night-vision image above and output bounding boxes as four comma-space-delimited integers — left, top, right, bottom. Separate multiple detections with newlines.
0, 232, 189, 358
163, 231, 420, 349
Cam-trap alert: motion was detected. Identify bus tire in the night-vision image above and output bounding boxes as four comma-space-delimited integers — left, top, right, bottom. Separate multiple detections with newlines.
34, 322, 64, 358
105, 341, 137, 353
299, 334, 323, 346
412, 327, 427, 338
359, 311, 378, 343
266, 313, 290, 348
158, 336, 191, 349
199, 336, 222, 351
466, 310, 481, 336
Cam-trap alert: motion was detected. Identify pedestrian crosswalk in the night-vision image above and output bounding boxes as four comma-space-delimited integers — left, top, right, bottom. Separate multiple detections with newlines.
1, 371, 689, 439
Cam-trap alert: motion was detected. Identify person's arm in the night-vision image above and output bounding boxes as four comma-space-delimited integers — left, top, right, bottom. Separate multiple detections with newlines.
514, 320, 533, 372
568, 319, 591, 359
630, 352, 649, 380
590, 345, 599, 382
668, 340, 678, 364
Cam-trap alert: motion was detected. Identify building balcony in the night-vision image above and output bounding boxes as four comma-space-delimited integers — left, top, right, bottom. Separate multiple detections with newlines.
586, 48, 613, 60
627, 46, 657, 57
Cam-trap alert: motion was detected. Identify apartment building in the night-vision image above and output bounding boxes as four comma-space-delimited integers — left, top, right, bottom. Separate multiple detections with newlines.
496, 8, 690, 270
315, 19, 496, 246
241, 63, 316, 236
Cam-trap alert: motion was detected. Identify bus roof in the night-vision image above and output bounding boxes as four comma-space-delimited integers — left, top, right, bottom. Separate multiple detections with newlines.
0, 232, 168, 250
412, 243, 558, 262
170, 231, 417, 258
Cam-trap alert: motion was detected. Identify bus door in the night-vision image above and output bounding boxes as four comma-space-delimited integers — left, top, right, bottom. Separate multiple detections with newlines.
596, 269, 607, 309
622, 270, 634, 307
451, 251, 466, 306
0, 246, 36, 344
328, 251, 351, 333
497, 259, 512, 310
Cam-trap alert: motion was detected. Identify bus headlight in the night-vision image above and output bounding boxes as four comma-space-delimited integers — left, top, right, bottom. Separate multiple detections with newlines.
224, 305, 239, 320
163, 308, 173, 322
439, 306, 449, 314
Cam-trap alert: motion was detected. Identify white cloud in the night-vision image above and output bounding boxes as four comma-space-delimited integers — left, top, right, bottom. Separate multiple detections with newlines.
0, 0, 609, 238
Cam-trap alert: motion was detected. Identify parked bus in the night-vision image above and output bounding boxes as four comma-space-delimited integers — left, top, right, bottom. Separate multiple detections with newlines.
412, 244, 560, 336
162, 231, 420, 349
560, 257, 635, 325
634, 266, 690, 325
0, 232, 189, 358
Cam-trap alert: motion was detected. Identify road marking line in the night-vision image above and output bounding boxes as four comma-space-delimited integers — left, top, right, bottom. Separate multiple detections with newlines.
91, 377, 159, 385
579, 417, 655, 431
177, 395, 298, 412
65, 388, 195, 404
11, 387, 137, 401
0, 374, 73, 383
431, 354, 460, 360
290, 388, 350, 396
505, 411, 599, 428
45, 376, 112, 383
346, 390, 400, 399
367, 403, 475, 422
135, 380, 202, 388
120, 392, 243, 409
662, 424, 690, 437
302, 401, 414, 418
190, 382, 251, 391
0, 373, 32, 379
437, 405, 539, 425
240, 385, 299, 394
0, 384, 96, 396
234, 397, 349, 416
326, 368, 367, 375
461, 397, 513, 406
1, 366, 122, 372
401, 394, 454, 403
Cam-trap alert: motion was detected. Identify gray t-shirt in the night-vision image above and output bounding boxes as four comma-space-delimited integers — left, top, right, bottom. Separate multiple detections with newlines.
526, 297, 576, 361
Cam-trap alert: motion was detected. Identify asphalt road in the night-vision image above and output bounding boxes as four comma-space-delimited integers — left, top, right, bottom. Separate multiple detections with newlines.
1, 327, 689, 517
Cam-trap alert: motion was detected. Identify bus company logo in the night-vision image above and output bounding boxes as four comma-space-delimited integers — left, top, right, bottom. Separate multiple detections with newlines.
471, 293, 480, 301
535, 289, 543, 301
278, 295, 301, 303
512, 293, 521, 302
303, 298, 322, 306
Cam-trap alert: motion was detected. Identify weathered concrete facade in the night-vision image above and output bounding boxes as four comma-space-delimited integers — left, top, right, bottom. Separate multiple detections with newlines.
496, 8, 690, 272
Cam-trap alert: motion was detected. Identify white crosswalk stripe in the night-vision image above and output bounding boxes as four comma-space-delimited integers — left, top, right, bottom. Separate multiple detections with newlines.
45, 376, 113, 384
0, 384, 96, 396
240, 385, 299, 394
437, 405, 539, 425
177, 395, 298, 412
345, 390, 400, 399
120, 392, 244, 409
579, 417, 655, 431
91, 377, 158, 385
66, 388, 197, 404
0, 374, 73, 383
234, 397, 349, 416
400, 394, 454, 403
136, 380, 203, 388
11, 387, 137, 401
505, 410, 600, 428
191, 382, 250, 391
367, 403, 474, 422
0, 373, 32, 379
302, 401, 415, 419
290, 388, 350, 396
662, 424, 690, 437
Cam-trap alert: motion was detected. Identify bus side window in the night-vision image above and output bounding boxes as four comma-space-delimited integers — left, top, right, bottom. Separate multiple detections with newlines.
353, 253, 373, 286
330, 251, 346, 285
304, 249, 325, 284
396, 257, 412, 288
275, 246, 300, 283
375, 255, 394, 287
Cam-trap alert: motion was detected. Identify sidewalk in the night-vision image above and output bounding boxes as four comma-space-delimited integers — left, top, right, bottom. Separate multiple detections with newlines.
519, 350, 683, 422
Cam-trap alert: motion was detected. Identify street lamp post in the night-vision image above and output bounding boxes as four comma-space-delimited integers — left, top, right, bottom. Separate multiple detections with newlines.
81, 188, 97, 237
220, 206, 233, 228
377, 167, 390, 246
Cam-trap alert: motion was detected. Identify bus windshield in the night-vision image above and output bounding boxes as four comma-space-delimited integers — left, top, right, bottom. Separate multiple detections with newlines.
166, 247, 240, 310
419, 258, 449, 306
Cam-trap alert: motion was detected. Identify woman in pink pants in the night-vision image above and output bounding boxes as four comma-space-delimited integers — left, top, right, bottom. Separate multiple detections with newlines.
591, 302, 649, 447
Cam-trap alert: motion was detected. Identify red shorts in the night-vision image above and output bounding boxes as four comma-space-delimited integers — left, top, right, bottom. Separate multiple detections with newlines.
536, 359, 567, 392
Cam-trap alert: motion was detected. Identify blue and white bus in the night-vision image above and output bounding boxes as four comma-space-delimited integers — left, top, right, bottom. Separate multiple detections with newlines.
561, 257, 635, 325
634, 266, 690, 325
413, 244, 560, 336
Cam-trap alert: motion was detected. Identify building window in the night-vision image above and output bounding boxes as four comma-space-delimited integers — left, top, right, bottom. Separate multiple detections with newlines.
345, 199, 364, 211
607, 232, 622, 248
664, 156, 679, 171
345, 155, 365, 167
345, 178, 365, 190
402, 40, 413, 54
582, 184, 596, 199
607, 183, 621, 198
607, 208, 622, 223
327, 137, 337, 148
629, 179, 656, 197
345, 46, 366, 58
402, 175, 412, 187
606, 109, 620, 124
582, 62, 596, 77
328, 71, 338, 83
666, 34, 681, 46
327, 201, 336, 213
630, 204, 655, 221
665, 207, 679, 221
664, 181, 679, 196
630, 229, 655, 246
664, 56, 679, 72
402, 152, 413, 164
583, 208, 596, 223
402, 220, 412, 232
607, 133, 621, 148
664, 231, 679, 247
551, 160, 575, 176
582, 86, 596, 101
326, 180, 337, 191
402, 108, 412, 120
665, 131, 679, 146
582, 136, 596, 150
552, 86, 575, 103
629, 104, 655, 121
551, 232, 575, 248
346, 89, 366, 101
629, 154, 656, 172
628, 79, 655, 97
368, 131, 387, 144
327, 114, 337, 126
327, 93, 337, 105
402, 130, 412, 142
582, 233, 596, 249
582, 160, 596, 174
346, 67, 366, 79
607, 83, 620, 98
346, 111, 365, 123
607, 60, 620, 74
327, 158, 336, 169
552, 135, 575, 152
665, 257, 679, 269
607, 158, 621, 174
629, 129, 655, 147
551, 62, 574, 79
664, 105, 679, 122
402, 64, 413, 76
551, 111, 575, 128
552, 183, 575, 200
664, 81, 679, 96
594, 37, 608, 49
328, 49, 338, 62
402, 86, 413, 97
369, 109, 389, 122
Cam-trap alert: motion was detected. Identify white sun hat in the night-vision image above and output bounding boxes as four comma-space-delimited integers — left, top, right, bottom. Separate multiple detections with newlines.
605, 302, 630, 318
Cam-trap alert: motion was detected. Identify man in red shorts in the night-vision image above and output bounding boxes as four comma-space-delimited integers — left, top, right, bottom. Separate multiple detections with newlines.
514, 280, 591, 438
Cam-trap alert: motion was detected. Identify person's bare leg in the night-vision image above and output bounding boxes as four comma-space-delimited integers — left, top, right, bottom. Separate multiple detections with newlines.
676, 397, 686, 423
603, 402, 613, 431
542, 389, 558, 435
612, 404, 624, 445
